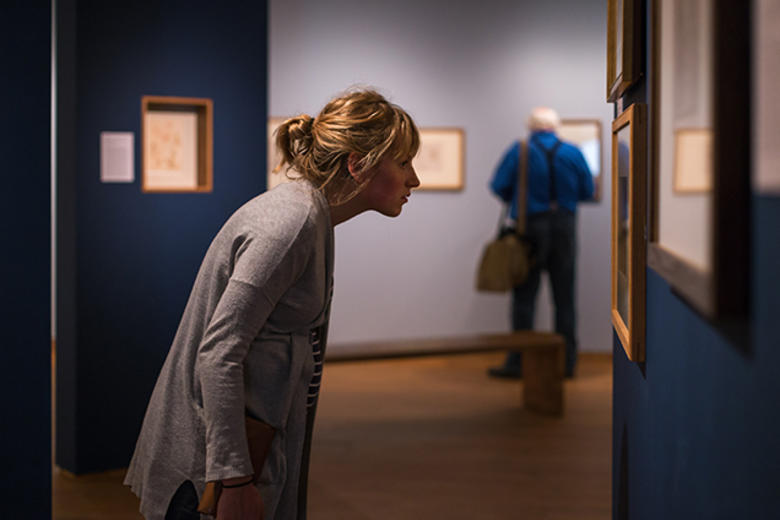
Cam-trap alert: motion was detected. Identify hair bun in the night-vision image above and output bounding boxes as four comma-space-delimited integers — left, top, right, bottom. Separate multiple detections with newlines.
289, 114, 314, 138
281, 114, 314, 157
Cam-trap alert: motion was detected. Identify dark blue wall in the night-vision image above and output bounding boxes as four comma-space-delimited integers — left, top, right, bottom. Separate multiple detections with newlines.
612, 4, 780, 519
56, 0, 268, 473
0, 1, 52, 515
614, 201, 780, 519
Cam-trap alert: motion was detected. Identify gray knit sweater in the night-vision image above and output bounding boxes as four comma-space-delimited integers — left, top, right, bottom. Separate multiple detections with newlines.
124, 180, 334, 519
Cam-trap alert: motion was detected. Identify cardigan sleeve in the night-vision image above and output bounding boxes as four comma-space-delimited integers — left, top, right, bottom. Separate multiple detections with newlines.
196, 210, 316, 482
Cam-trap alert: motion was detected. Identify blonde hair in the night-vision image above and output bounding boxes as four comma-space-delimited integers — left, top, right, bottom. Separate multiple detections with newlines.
527, 106, 560, 132
274, 89, 420, 205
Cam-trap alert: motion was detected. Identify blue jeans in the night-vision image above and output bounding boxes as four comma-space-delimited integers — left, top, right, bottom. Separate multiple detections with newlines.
505, 210, 578, 376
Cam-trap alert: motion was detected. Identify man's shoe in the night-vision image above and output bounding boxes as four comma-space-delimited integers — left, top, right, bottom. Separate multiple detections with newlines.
487, 365, 523, 379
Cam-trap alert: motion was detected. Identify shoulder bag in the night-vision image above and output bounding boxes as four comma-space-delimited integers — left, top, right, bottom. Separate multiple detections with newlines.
476, 141, 533, 292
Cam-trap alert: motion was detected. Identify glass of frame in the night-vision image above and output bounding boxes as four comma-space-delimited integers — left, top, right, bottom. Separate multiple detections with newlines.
415, 127, 464, 191
141, 96, 213, 193
558, 119, 603, 201
611, 103, 646, 363
607, 0, 641, 102
648, 0, 750, 320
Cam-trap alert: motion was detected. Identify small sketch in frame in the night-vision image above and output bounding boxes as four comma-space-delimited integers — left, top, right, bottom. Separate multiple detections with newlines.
673, 128, 712, 193
141, 96, 213, 193
611, 103, 647, 363
558, 119, 603, 201
414, 128, 464, 191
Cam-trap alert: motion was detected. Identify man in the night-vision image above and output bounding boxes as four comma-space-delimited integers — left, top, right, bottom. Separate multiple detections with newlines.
488, 107, 594, 379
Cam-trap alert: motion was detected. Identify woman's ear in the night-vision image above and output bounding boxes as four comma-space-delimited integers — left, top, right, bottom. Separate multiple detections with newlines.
347, 152, 367, 182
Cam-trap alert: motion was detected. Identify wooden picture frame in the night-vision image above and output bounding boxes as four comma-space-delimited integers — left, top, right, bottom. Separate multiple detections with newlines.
607, 0, 641, 102
415, 127, 464, 191
648, 0, 750, 320
611, 103, 646, 362
141, 96, 213, 193
558, 119, 603, 202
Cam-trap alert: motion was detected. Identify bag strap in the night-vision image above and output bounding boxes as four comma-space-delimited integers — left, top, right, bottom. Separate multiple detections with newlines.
515, 140, 529, 234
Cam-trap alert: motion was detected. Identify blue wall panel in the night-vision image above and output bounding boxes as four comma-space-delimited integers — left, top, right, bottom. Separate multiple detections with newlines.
614, 209, 780, 519
0, 1, 52, 515
57, 0, 268, 473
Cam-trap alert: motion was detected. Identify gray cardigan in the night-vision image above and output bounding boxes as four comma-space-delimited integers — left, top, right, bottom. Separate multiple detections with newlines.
125, 180, 334, 519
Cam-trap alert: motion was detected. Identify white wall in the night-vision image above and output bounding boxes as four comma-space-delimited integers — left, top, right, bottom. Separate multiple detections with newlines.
270, 0, 613, 353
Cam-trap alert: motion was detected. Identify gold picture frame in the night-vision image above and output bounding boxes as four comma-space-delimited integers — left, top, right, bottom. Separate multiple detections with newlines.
648, 0, 750, 320
607, 0, 641, 102
415, 127, 465, 191
558, 119, 603, 202
141, 96, 213, 193
611, 103, 646, 362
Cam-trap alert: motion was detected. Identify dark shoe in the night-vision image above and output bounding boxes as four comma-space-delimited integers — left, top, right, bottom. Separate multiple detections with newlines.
487, 365, 523, 379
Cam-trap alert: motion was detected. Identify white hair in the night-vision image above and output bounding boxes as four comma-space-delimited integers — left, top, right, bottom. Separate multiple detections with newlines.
527, 107, 560, 132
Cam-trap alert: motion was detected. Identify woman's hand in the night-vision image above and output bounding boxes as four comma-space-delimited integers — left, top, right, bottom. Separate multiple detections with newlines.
216, 478, 264, 520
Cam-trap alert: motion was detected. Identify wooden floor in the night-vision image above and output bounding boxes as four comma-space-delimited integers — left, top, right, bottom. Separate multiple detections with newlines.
53, 352, 612, 519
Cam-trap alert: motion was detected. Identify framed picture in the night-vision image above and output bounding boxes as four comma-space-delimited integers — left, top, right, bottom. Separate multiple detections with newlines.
558, 119, 603, 201
266, 116, 302, 190
415, 127, 464, 191
673, 128, 712, 193
611, 103, 646, 363
607, 0, 641, 102
141, 96, 213, 193
648, 0, 750, 320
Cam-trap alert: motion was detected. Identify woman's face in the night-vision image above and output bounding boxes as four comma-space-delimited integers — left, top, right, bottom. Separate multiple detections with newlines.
360, 156, 420, 217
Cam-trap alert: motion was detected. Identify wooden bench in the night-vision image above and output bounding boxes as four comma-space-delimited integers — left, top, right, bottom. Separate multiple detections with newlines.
327, 332, 566, 416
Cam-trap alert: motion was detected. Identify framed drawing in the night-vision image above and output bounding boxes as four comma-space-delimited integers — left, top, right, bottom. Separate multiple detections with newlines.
673, 128, 712, 193
607, 0, 641, 102
611, 103, 646, 363
648, 0, 750, 320
266, 116, 302, 190
558, 119, 603, 201
415, 127, 464, 191
141, 96, 213, 193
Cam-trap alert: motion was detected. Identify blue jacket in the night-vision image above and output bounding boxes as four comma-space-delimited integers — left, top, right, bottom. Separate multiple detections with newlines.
490, 131, 594, 218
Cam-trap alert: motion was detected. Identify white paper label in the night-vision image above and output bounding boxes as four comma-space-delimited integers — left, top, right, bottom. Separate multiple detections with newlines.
100, 132, 135, 183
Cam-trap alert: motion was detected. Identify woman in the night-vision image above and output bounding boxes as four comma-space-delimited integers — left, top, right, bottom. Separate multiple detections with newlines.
125, 88, 420, 520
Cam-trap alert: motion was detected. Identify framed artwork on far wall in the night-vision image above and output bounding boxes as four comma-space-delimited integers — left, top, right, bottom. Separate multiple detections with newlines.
558, 119, 603, 202
415, 127, 464, 191
607, 0, 642, 102
648, 0, 750, 320
611, 103, 647, 363
141, 96, 213, 193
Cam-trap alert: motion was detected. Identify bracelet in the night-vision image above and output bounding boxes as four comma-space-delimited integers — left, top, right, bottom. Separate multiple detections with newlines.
222, 478, 254, 489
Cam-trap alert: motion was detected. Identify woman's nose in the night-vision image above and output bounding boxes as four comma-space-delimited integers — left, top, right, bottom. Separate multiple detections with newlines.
408, 167, 421, 188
